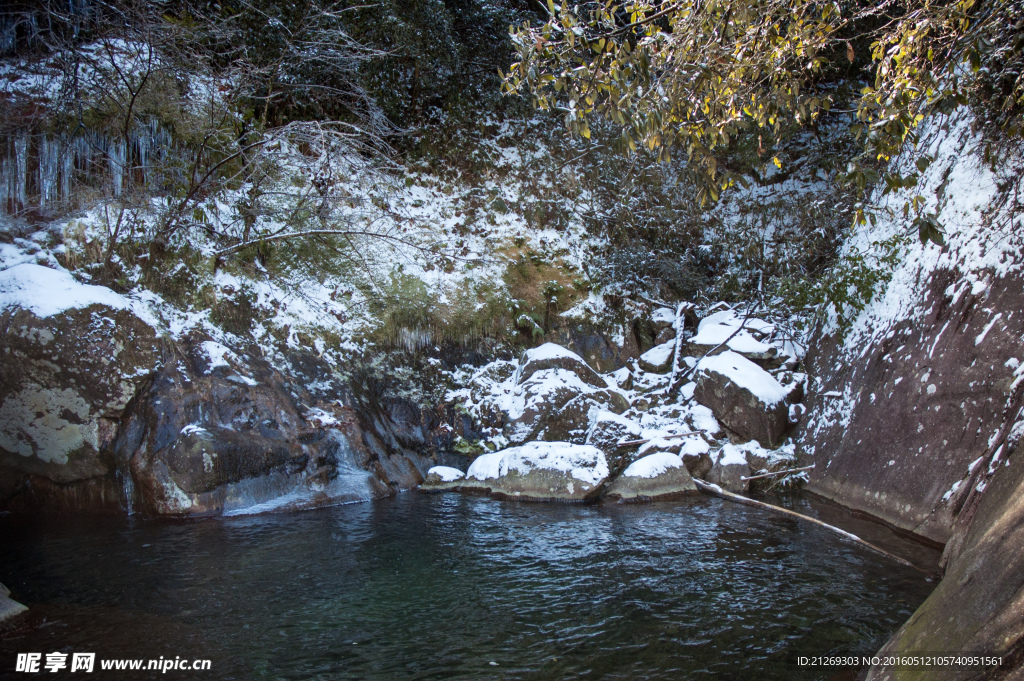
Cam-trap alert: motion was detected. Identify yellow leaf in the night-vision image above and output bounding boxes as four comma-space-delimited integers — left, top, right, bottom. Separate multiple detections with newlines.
772, 156, 782, 169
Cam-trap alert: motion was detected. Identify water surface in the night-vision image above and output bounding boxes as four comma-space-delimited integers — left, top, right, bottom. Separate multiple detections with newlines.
0, 493, 938, 680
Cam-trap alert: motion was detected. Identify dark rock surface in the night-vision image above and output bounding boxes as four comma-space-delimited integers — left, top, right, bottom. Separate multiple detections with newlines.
867, 453, 1024, 681
799, 267, 1024, 543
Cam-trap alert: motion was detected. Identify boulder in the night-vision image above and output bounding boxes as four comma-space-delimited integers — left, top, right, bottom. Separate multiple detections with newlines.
586, 410, 642, 451
517, 343, 609, 389
115, 340, 395, 516
678, 437, 714, 479
650, 307, 677, 333
705, 444, 751, 492
547, 319, 642, 373
462, 442, 609, 501
603, 452, 698, 501
0, 582, 28, 623
638, 341, 675, 373
585, 410, 644, 473
503, 367, 628, 445
694, 351, 789, 448
0, 264, 161, 511
419, 465, 465, 492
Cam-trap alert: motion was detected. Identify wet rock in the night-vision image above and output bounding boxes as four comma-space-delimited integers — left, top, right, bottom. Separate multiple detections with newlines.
603, 452, 698, 501
0, 265, 160, 511
461, 442, 609, 501
694, 351, 789, 448
705, 445, 751, 492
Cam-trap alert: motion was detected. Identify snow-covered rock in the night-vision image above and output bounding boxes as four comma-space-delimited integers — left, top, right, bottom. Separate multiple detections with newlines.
585, 410, 642, 452
517, 343, 609, 390
460, 441, 609, 501
603, 451, 698, 501
420, 466, 466, 491
706, 445, 751, 492
694, 351, 790, 447
687, 309, 782, 368
0, 582, 27, 623
638, 341, 675, 373
0, 266, 160, 507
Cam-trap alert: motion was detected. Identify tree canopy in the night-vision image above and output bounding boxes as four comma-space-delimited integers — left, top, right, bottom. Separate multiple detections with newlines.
503, 0, 1024, 239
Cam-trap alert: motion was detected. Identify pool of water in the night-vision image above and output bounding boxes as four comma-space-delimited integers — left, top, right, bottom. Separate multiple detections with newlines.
0, 492, 938, 680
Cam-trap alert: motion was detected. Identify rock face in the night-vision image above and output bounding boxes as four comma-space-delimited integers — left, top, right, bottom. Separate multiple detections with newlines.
603, 452, 698, 501
694, 351, 789, 448
459, 442, 609, 501
797, 114, 1024, 675
800, 268, 1024, 542
116, 339, 402, 516
796, 117, 1024, 543
0, 264, 161, 511
867, 456, 1024, 681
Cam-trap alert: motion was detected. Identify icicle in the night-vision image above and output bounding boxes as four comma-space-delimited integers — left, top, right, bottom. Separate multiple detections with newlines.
108, 138, 125, 197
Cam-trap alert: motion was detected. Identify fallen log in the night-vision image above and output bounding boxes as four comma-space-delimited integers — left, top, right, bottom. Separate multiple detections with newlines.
741, 464, 814, 481
692, 478, 929, 573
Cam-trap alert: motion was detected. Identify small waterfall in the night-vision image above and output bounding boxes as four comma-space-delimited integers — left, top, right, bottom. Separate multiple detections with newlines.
117, 467, 136, 516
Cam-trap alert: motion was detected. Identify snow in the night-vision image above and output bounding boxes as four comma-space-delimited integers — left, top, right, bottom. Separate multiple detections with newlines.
522, 342, 584, 363
305, 408, 340, 427
0, 263, 133, 318
717, 444, 748, 466
589, 410, 642, 437
465, 442, 609, 485
689, 311, 775, 356
427, 466, 465, 482
679, 438, 711, 457
640, 342, 674, 366
651, 307, 676, 324
696, 351, 788, 404
180, 424, 208, 436
622, 451, 685, 478
201, 341, 233, 373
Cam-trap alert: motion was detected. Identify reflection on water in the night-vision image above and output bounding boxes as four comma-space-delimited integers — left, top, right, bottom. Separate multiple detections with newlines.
0, 493, 937, 680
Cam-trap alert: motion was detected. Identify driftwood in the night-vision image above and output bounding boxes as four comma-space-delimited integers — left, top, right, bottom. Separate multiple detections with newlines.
741, 465, 815, 481
692, 478, 929, 573
615, 431, 699, 448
